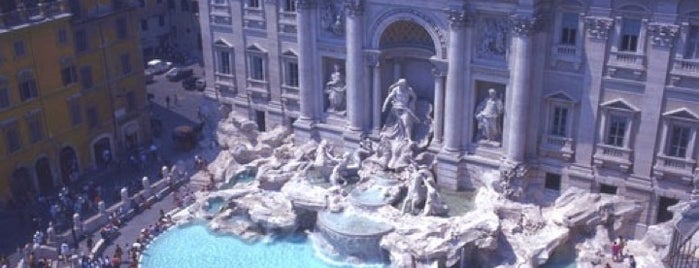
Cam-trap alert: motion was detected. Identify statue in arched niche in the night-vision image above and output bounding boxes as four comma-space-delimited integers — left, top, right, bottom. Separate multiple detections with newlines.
325, 64, 347, 113
381, 78, 418, 142
475, 88, 504, 144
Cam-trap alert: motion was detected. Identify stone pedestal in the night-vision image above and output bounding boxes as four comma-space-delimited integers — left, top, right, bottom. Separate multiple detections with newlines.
120, 187, 131, 211
98, 201, 106, 215
142, 176, 152, 197
72, 213, 83, 235
436, 152, 472, 190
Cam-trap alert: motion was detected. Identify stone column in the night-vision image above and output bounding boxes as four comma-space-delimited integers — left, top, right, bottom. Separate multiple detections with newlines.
296, 0, 317, 122
505, 14, 536, 163
345, 0, 365, 132
443, 10, 468, 152
432, 67, 447, 143
372, 60, 382, 132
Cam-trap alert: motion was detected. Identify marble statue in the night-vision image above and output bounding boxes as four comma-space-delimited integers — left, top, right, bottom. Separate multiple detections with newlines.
475, 88, 504, 143
382, 78, 419, 142
325, 64, 347, 112
329, 152, 352, 185
303, 140, 340, 179
401, 164, 426, 215
419, 167, 448, 216
352, 138, 374, 170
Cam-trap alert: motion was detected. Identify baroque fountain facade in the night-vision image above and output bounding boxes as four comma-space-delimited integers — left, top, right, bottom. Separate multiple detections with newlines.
169, 87, 698, 267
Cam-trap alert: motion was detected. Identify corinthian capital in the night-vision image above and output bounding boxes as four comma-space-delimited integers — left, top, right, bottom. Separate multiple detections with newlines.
509, 14, 538, 36
647, 23, 679, 48
446, 6, 471, 28
584, 16, 613, 40
344, 0, 363, 17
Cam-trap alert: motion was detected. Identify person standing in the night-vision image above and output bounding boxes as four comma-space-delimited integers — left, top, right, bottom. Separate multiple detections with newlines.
174, 94, 178, 106
628, 255, 636, 268
165, 96, 171, 109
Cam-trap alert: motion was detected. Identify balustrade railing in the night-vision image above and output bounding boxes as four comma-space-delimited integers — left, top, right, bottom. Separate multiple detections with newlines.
609, 51, 645, 69
0, 0, 68, 28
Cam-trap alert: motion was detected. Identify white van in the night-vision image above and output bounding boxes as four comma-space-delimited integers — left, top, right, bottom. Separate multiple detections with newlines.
146, 59, 173, 74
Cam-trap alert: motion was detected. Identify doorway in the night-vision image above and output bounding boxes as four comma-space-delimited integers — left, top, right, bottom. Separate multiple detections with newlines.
93, 137, 111, 167
255, 110, 266, 132
60, 146, 78, 185
35, 157, 54, 194
11, 167, 33, 205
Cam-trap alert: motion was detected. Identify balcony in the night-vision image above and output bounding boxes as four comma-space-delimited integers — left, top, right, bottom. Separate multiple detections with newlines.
280, 85, 299, 101
607, 51, 645, 78
593, 143, 633, 171
671, 58, 699, 80
653, 154, 696, 179
0, 0, 70, 30
214, 73, 235, 86
539, 135, 574, 161
550, 44, 582, 70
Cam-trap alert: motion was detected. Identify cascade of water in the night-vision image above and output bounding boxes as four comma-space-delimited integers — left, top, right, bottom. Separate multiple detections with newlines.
460, 246, 466, 268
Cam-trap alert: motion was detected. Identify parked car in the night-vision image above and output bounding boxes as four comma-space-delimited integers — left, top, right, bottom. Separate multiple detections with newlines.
165, 67, 194, 81
195, 78, 206, 91
146, 59, 173, 74
182, 76, 198, 90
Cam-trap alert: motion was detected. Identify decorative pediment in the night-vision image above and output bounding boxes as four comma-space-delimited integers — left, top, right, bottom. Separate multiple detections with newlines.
214, 39, 233, 48
281, 49, 298, 57
246, 43, 267, 53
663, 108, 699, 121
545, 91, 577, 103
600, 98, 640, 112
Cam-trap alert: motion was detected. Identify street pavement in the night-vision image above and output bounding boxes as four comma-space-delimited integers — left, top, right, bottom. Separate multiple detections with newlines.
1, 61, 221, 266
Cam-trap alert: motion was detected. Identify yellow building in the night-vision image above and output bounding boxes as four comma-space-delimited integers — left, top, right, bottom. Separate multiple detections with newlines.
0, 0, 150, 206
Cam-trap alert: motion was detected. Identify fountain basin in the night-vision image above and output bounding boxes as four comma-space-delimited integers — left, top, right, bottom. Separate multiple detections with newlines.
349, 177, 401, 209
317, 211, 393, 262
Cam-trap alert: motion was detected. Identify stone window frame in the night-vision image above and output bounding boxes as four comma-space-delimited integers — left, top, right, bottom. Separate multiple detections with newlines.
17, 69, 38, 102
246, 0, 261, 9
609, 7, 650, 57
282, 0, 296, 13
543, 92, 577, 139
246, 44, 267, 82
66, 94, 83, 126
214, 39, 234, 75
597, 99, 639, 150
79, 65, 94, 90
550, 6, 585, 69
116, 17, 129, 40
280, 50, 299, 88
86, 106, 99, 129
60, 57, 78, 86
0, 76, 11, 110
57, 28, 69, 46
25, 109, 44, 144
2, 118, 22, 154
658, 108, 699, 160
676, 15, 699, 60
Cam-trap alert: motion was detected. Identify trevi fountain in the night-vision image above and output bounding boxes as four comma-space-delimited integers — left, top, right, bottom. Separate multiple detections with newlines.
146, 78, 698, 268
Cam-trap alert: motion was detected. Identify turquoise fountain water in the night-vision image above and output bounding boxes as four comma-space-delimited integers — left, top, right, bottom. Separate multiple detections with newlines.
141, 223, 387, 268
